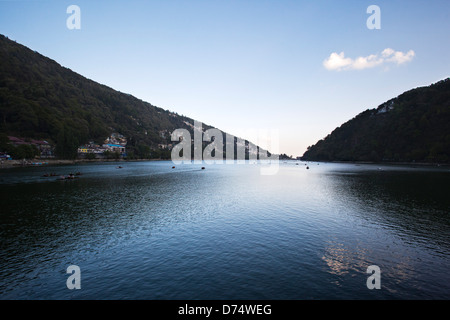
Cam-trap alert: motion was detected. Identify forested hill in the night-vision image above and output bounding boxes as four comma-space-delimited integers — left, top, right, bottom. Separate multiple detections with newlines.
302, 78, 450, 163
0, 34, 212, 158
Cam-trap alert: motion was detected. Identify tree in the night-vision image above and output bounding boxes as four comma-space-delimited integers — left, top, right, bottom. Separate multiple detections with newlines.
85, 152, 96, 160
10, 144, 39, 159
137, 144, 151, 159
55, 125, 79, 159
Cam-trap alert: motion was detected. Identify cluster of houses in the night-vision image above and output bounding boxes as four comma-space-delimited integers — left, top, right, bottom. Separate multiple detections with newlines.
158, 130, 173, 150
77, 133, 127, 158
0, 152, 12, 160
6, 136, 54, 158
158, 143, 173, 150
1, 133, 130, 160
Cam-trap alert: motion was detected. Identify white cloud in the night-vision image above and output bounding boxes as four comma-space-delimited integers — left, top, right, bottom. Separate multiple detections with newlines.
381, 48, 395, 57
352, 54, 383, 70
384, 49, 415, 64
322, 52, 353, 71
323, 48, 415, 71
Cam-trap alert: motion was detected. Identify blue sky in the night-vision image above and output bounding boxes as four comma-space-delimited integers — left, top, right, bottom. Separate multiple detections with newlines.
1, 0, 449, 156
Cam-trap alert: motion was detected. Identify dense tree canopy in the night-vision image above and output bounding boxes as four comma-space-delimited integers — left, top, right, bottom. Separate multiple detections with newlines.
0, 34, 203, 159
302, 78, 450, 163
0, 34, 270, 160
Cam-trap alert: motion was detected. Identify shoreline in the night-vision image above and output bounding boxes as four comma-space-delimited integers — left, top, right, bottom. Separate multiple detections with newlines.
0, 158, 168, 169
313, 160, 449, 167
1, 157, 448, 169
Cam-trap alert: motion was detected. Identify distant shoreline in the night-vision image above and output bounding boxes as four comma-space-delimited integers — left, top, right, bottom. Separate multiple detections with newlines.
0, 158, 168, 169
1, 157, 448, 169
301, 159, 450, 168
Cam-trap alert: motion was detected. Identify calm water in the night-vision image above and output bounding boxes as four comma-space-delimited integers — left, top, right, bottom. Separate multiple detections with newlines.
0, 161, 449, 300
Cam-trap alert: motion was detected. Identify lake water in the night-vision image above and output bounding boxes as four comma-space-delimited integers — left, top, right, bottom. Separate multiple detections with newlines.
0, 161, 449, 300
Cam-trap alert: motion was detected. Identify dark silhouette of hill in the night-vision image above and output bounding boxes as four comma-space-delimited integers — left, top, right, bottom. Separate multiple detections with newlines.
0, 34, 248, 159
302, 78, 450, 163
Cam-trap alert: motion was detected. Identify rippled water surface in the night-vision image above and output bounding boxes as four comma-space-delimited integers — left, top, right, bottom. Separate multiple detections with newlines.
0, 161, 449, 299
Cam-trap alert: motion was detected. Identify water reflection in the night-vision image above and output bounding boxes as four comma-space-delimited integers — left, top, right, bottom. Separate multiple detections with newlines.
326, 167, 450, 251
322, 241, 367, 277
1, 161, 449, 299
317, 164, 450, 298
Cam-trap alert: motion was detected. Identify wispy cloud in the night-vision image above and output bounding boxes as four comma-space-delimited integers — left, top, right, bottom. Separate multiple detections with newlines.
323, 48, 415, 71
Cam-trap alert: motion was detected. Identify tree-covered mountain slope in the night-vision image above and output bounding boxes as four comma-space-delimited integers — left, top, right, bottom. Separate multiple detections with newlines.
302, 78, 450, 163
0, 34, 209, 159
